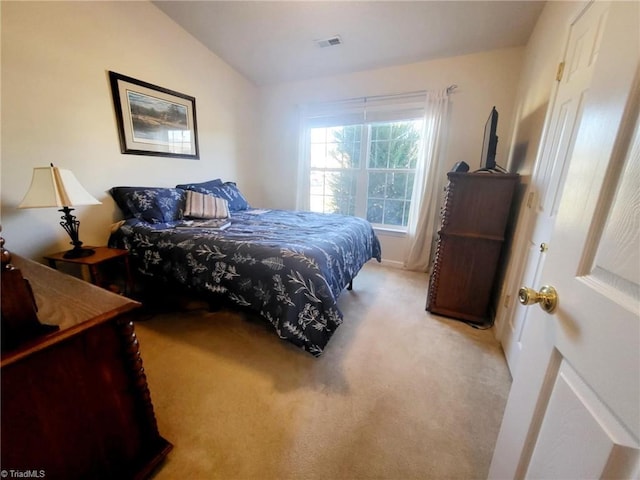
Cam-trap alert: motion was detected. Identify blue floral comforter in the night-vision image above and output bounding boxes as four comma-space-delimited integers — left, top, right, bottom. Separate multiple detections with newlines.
109, 209, 381, 356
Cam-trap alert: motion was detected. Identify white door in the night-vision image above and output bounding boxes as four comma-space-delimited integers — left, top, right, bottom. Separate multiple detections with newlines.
501, 0, 611, 374
489, 2, 640, 478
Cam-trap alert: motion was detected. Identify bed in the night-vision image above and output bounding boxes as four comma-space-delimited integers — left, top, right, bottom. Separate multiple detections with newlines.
108, 181, 381, 356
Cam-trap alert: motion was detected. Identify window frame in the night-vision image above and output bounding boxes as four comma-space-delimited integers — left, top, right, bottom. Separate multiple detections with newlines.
306, 116, 424, 231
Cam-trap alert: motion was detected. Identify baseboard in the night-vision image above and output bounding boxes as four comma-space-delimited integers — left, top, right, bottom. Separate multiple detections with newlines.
375, 259, 405, 269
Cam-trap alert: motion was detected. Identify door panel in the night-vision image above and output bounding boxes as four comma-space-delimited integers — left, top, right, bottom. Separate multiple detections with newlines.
589, 121, 640, 305
527, 359, 638, 478
501, 1, 610, 373
490, 2, 640, 477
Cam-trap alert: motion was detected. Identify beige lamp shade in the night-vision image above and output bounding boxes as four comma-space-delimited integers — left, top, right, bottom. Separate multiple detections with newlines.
19, 166, 101, 208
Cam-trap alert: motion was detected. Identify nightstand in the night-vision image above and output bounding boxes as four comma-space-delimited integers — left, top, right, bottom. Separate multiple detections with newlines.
44, 246, 134, 295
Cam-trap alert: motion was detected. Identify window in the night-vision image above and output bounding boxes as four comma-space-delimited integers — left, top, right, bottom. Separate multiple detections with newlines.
308, 118, 423, 229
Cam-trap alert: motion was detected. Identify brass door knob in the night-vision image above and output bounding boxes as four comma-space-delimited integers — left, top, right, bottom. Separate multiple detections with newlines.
518, 285, 558, 313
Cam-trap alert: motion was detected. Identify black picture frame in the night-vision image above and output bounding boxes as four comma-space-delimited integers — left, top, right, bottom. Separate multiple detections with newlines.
109, 71, 199, 159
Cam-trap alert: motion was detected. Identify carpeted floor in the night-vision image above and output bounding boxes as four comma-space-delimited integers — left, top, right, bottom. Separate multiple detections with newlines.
136, 262, 512, 480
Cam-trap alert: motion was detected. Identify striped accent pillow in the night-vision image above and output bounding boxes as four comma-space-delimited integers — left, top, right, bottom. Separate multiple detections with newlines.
184, 190, 230, 219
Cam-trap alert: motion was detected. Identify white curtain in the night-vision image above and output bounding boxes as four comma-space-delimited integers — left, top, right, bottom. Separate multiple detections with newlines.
404, 88, 450, 271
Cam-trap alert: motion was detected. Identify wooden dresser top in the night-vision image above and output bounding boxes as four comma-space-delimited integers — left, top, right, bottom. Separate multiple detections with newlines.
2, 255, 140, 366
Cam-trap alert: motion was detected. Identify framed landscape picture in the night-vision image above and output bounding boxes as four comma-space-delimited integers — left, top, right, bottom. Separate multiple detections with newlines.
109, 71, 199, 159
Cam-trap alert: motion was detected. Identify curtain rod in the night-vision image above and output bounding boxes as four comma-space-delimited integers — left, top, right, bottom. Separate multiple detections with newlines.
304, 84, 459, 109
302, 85, 458, 114
363, 84, 458, 102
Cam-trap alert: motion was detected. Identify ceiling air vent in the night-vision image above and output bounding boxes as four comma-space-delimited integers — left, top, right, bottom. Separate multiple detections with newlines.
316, 35, 342, 48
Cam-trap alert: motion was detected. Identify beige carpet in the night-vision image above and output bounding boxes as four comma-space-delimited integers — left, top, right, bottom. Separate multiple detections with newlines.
136, 262, 512, 480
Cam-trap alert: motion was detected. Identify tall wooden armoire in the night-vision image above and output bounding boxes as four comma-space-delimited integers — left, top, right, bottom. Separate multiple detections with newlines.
427, 171, 519, 325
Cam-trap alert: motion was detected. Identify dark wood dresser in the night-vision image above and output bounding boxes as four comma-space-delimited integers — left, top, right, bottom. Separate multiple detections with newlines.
427, 172, 519, 325
1, 255, 171, 479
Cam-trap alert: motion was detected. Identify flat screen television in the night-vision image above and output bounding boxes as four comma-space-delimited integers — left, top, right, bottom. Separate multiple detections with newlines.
479, 106, 500, 171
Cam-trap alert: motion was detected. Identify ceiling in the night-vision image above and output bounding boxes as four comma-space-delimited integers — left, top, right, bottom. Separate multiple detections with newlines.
153, 1, 546, 86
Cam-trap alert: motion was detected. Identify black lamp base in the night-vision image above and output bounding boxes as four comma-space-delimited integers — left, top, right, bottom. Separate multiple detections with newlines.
63, 247, 95, 259
59, 207, 95, 259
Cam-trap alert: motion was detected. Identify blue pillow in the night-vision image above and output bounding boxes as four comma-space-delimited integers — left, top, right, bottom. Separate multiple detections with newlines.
178, 181, 250, 211
176, 178, 223, 191
110, 187, 186, 223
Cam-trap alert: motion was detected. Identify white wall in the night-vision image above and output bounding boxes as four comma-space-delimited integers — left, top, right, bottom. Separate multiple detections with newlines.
1, 2, 528, 268
1, 1, 259, 259
258, 48, 524, 265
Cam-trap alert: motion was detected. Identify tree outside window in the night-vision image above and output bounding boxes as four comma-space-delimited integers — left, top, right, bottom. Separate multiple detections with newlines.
309, 120, 422, 229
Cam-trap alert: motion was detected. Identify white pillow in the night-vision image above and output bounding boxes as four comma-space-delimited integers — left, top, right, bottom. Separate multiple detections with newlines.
184, 190, 230, 219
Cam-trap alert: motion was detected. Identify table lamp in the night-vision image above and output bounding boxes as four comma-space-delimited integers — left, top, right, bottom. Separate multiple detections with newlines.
19, 164, 101, 259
